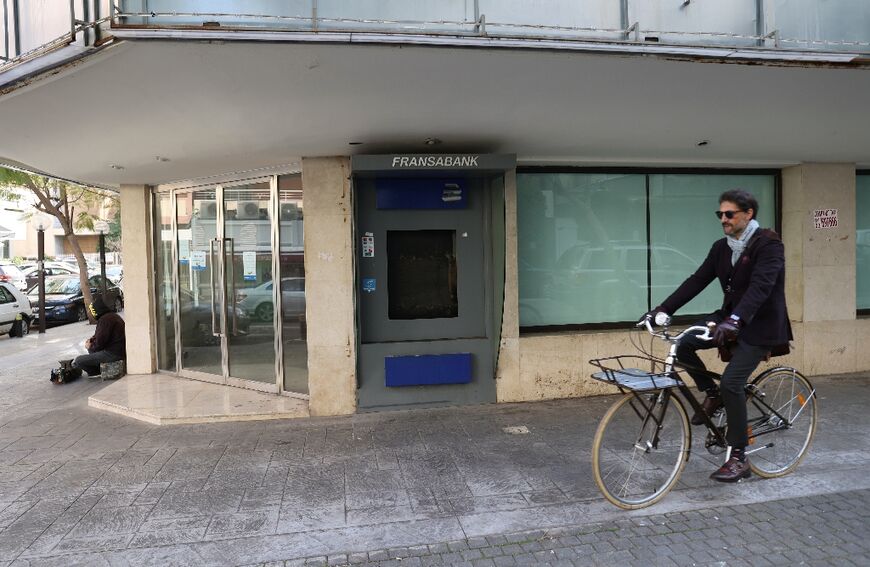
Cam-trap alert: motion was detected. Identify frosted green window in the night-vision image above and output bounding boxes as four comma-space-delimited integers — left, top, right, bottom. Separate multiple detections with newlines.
648, 174, 776, 315
517, 171, 777, 327
858, 174, 870, 311
517, 173, 647, 325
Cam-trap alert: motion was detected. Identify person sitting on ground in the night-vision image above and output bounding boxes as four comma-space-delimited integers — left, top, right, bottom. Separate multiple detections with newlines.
72, 295, 126, 376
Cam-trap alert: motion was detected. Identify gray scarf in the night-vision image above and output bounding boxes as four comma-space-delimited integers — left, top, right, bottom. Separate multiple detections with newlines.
726, 219, 759, 265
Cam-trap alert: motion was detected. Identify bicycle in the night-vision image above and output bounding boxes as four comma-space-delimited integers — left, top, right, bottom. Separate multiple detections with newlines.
589, 316, 817, 510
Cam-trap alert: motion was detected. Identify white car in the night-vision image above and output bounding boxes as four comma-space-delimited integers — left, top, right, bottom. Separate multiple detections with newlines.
0, 281, 33, 337
237, 277, 306, 322
0, 263, 28, 291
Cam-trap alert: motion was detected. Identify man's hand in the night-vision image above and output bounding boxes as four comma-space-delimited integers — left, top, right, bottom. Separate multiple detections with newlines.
713, 317, 741, 347
84, 337, 93, 350
638, 307, 668, 326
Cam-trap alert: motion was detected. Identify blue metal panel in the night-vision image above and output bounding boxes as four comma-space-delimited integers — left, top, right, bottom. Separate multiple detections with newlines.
376, 178, 467, 209
385, 353, 473, 387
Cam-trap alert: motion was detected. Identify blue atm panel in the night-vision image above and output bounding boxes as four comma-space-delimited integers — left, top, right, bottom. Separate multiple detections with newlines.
384, 353, 473, 387
376, 178, 467, 210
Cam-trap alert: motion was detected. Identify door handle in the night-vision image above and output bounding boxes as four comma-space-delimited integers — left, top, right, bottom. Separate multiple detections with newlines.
225, 238, 237, 335
209, 238, 222, 337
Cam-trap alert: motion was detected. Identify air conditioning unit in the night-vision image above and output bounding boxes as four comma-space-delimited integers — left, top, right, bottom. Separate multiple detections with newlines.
235, 201, 261, 220
280, 202, 300, 221
198, 200, 217, 219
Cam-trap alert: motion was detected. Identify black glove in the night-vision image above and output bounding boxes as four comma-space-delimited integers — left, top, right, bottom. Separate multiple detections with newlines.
638, 306, 668, 325
713, 316, 741, 347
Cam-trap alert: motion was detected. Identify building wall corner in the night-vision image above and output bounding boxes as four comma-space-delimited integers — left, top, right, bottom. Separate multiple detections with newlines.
120, 184, 157, 374
302, 156, 357, 416
781, 163, 858, 374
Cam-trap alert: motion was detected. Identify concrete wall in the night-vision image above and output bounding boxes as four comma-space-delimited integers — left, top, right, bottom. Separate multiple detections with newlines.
119, 184, 157, 374
496, 164, 868, 403
302, 157, 357, 416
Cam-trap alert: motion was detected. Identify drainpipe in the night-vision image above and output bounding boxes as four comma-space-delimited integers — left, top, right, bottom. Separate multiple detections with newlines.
69, 0, 77, 45
620, 0, 629, 32
93, 0, 101, 44
2, 0, 8, 60
81, 0, 90, 46
756, 0, 765, 47
11, 0, 19, 57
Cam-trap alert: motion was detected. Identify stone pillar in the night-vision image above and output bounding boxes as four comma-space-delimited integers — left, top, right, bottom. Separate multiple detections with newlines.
781, 163, 857, 375
302, 157, 357, 416
496, 170, 522, 401
119, 184, 157, 374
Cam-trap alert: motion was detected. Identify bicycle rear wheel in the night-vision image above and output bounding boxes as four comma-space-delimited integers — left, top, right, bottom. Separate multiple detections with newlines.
747, 368, 817, 478
592, 391, 691, 509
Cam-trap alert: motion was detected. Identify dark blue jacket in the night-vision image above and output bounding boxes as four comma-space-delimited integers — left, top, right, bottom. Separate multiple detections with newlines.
660, 229, 792, 352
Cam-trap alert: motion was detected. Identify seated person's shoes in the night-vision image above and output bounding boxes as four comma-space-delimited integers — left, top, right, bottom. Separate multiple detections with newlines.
690, 395, 723, 425
710, 456, 751, 483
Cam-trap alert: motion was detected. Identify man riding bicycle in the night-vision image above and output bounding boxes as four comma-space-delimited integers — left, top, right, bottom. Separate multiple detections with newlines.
642, 189, 792, 482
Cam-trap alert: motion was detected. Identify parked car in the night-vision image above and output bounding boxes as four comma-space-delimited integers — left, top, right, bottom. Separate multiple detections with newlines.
106, 265, 123, 281
544, 241, 700, 322
236, 277, 305, 322
0, 282, 33, 337
27, 274, 123, 324
21, 263, 79, 290
0, 263, 28, 291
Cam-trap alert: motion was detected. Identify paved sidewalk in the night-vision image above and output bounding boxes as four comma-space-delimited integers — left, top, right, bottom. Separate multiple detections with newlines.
265, 488, 870, 566
0, 322, 869, 566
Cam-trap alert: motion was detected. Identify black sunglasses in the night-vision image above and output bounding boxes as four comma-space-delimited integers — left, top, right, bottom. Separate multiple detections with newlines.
715, 210, 743, 220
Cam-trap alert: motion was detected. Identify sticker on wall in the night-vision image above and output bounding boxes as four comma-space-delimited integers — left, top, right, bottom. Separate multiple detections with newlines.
242, 251, 257, 281
191, 250, 207, 271
813, 208, 838, 229
362, 232, 375, 258
363, 278, 376, 293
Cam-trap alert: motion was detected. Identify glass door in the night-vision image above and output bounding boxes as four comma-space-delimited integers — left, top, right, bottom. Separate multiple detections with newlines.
177, 188, 223, 381
223, 181, 277, 388
175, 181, 279, 392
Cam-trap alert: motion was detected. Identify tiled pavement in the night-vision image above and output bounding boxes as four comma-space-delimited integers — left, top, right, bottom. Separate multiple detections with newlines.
1, 322, 870, 566
258, 488, 870, 566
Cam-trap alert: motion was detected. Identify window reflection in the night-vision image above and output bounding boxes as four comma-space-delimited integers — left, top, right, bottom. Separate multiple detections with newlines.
278, 174, 307, 394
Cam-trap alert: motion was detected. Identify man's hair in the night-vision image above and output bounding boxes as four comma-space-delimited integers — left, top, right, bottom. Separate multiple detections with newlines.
719, 189, 758, 220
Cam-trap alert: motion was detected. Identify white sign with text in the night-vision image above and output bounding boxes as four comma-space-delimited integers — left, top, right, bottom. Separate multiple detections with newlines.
813, 208, 838, 229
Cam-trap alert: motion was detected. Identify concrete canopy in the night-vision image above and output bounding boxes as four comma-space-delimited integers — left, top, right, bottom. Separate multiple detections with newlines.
0, 39, 868, 187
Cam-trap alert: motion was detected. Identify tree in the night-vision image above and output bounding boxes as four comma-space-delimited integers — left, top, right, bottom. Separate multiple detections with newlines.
0, 167, 119, 323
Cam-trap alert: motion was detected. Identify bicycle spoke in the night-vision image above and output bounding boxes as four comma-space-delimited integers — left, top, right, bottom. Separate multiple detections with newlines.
593, 393, 690, 508
746, 369, 817, 478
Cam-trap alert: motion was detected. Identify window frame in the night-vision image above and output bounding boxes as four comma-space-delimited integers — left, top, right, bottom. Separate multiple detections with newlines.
516, 166, 782, 333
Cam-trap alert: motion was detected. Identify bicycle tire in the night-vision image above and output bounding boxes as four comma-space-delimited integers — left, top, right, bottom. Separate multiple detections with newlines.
746, 367, 817, 478
592, 391, 691, 509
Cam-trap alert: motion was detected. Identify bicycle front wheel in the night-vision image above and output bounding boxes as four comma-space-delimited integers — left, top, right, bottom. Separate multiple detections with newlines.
592, 392, 691, 509
747, 368, 817, 478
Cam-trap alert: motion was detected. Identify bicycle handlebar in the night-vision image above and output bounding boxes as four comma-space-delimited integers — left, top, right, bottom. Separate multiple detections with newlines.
636, 316, 714, 343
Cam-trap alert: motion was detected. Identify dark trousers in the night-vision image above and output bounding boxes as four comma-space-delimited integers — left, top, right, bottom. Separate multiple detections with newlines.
72, 350, 123, 377
676, 317, 769, 448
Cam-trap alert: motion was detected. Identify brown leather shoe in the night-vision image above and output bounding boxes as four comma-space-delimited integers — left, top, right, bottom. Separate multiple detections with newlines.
691, 395, 723, 425
710, 456, 751, 483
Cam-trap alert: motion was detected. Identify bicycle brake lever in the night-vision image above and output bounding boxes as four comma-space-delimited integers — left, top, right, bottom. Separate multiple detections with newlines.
697, 322, 716, 341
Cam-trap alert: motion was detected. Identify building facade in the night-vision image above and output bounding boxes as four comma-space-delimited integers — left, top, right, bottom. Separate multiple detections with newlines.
1, 1, 869, 416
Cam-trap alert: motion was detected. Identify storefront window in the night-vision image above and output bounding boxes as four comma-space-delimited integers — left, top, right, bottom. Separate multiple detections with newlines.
857, 173, 870, 311
278, 174, 307, 394
154, 193, 176, 371
517, 171, 777, 327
